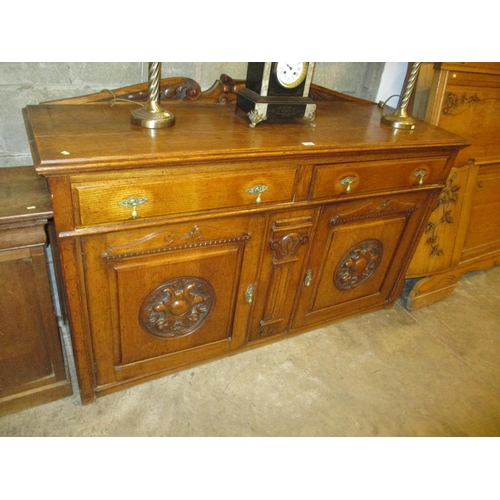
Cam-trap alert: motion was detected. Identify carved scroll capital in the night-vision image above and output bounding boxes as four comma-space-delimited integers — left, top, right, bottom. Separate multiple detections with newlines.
270, 232, 309, 263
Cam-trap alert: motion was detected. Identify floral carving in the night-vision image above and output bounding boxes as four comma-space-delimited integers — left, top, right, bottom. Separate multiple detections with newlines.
139, 277, 215, 338
424, 173, 460, 256
443, 92, 481, 116
334, 239, 383, 290
443, 92, 500, 117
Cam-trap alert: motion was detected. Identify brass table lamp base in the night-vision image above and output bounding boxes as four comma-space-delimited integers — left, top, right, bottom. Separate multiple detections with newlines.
131, 62, 175, 129
131, 100, 175, 129
381, 110, 416, 130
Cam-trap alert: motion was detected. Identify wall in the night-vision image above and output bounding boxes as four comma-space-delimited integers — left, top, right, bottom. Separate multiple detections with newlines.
0, 62, 386, 168
375, 62, 408, 106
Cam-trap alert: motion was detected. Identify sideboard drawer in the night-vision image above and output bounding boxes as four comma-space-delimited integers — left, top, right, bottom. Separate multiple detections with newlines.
73, 164, 298, 226
310, 156, 448, 200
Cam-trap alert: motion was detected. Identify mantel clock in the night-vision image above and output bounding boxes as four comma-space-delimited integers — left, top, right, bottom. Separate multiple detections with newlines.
236, 62, 317, 127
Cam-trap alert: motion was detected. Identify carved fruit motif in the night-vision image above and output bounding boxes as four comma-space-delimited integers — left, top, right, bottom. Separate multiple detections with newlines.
139, 277, 215, 338
334, 239, 383, 290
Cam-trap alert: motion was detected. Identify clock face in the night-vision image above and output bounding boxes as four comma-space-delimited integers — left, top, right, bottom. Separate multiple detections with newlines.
275, 62, 309, 89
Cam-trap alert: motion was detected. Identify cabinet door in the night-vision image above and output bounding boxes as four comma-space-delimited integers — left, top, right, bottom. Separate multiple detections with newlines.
293, 192, 428, 330
82, 215, 262, 393
247, 208, 317, 343
0, 245, 70, 413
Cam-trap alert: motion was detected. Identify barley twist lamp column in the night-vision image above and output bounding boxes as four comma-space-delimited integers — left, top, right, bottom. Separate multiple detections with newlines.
381, 62, 421, 130
131, 62, 175, 129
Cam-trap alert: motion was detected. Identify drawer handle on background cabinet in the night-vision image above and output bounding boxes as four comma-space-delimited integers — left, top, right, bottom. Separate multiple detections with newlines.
304, 269, 313, 287
246, 184, 269, 204
339, 176, 357, 193
245, 284, 254, 304
118, 196, 149, 219
414, 170, 427, 185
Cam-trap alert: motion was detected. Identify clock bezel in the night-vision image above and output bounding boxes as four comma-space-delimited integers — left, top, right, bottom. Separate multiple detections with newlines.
274, 62, 309, 89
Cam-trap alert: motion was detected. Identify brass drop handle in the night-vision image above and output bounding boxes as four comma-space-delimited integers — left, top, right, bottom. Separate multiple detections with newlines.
414, 170, 427, 185
245, 284, 254, 304
339, 176, 357, 193
246, 184, 269, 204
304, 269, 313, 287
118, 196, 149, 219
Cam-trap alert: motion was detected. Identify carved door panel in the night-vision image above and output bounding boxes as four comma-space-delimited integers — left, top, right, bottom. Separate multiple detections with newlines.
406, 163, 478, 278
82, 215, 262, 390
247, 208, 318, 343
294, 193, 428, 330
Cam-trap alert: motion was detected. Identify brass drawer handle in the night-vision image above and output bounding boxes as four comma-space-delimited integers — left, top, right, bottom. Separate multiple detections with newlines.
245, 284, 254, 304
246, 184, 269, 204
414, 170, 427, 185
339, 176, 357, 193
304, 269, 313, 287
118, 196, 149, 219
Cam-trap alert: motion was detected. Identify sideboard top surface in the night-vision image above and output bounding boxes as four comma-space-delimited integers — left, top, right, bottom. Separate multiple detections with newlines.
23, 101, 468, 176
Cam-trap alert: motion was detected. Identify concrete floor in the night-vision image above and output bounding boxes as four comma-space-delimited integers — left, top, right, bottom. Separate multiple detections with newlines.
1, 267, 499, 437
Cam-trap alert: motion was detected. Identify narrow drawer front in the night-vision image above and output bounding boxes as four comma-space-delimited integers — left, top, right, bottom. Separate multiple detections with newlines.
310, 156, 448, 200
74, 166, 298, 226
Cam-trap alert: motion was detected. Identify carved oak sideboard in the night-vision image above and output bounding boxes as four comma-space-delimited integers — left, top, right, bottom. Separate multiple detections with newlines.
405, 63, 500, 309
23, 81, 467, 404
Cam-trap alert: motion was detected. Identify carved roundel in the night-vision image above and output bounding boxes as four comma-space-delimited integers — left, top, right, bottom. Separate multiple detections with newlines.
139, 277, 215, 338
334, 239, 383, 290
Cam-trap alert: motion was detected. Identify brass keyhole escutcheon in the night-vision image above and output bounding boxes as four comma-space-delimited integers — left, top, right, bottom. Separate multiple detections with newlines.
118, 196, 149, 219
246, 184, 269, 204
339, 176, 357, 193
414, 170, 427, 185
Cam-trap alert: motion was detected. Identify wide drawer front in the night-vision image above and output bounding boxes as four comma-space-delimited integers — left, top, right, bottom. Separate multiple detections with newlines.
310, 156, 448, 200
73, 164, 298, 226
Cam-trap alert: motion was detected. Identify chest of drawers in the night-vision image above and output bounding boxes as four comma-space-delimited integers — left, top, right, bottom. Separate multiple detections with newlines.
23, 99, 467, 404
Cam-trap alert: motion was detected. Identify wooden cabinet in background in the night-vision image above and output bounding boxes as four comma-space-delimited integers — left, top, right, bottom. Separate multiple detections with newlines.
405, 63, 500, 309
0, 167, 72, 416
23, 77, 466, 404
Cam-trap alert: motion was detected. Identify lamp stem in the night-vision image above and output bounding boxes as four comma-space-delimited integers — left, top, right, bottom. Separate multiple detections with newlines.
130, 62, 175, 129
398, 62, 420, 110
381, 62, 421, 130
148, 62, 161, 102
